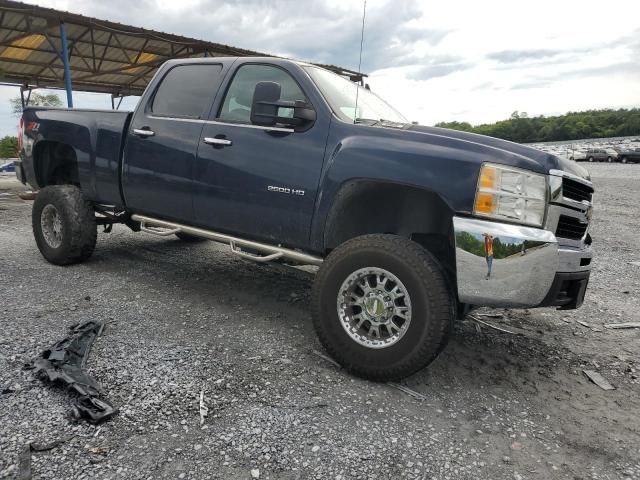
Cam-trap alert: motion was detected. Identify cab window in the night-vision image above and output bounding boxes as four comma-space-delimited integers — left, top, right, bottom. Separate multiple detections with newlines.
152, 64, 222, 118
218, 64, 307, 124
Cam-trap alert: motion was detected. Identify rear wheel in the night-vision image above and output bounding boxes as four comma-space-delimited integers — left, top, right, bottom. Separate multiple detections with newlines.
311, 234, 453, 381
621, 156, 628, 164
32, 185, 97, 265
607, 156, 613, 163
588, 157, 594, 162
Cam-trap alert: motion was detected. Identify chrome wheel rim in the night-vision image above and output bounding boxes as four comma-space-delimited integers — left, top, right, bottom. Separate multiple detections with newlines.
41, 204, 63, 248
337, 267, 412, 349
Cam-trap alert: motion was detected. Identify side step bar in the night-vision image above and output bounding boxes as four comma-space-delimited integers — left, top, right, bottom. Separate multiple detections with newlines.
130, 214, 323, 266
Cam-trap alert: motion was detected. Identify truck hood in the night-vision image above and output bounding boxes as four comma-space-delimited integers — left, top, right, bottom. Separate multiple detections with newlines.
406, 124, 591, 181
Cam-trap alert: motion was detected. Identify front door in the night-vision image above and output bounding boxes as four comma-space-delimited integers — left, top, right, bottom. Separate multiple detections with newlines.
122, 62, 225, 222
194, 63, 327, 248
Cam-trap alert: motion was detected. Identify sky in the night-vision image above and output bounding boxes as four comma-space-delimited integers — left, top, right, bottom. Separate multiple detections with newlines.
1, 0, 639, 137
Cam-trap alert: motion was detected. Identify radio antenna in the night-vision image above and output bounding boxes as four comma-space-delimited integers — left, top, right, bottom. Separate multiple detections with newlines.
353, 0, 367, 124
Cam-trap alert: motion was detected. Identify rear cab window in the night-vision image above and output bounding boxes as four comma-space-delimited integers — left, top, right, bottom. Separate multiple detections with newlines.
151, 64, 223, 118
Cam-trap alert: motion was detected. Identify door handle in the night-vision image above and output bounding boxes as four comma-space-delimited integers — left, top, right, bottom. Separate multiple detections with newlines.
204, 137, 232, 146
133, 128, 155, 137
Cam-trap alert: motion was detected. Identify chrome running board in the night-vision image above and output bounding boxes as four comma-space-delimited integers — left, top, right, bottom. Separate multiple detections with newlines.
130, 214, 323, 266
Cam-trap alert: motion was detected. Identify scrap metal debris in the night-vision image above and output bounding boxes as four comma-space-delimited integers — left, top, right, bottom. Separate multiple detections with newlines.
312, 349, 342, 369
17, 191, 38, 201
199, 390, 209, 426
387, 382, 427, 401
88, 445, 110, 456
604, 322, 640, 330
475, 312, 505, 319
576, 320, 603, 332
17, 436, 73, 480
25, 321, 118, 424
583, 370, 615, 390
467, 315, 522, 336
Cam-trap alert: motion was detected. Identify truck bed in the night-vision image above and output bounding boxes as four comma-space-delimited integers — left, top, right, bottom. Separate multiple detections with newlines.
20, 107, 133, 206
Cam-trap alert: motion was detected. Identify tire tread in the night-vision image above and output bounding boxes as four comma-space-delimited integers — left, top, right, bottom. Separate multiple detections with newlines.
311, 234, 453, 381
32, 185, 97, 265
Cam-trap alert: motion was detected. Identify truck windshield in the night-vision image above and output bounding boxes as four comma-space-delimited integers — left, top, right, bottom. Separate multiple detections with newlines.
304, 66, 408, 125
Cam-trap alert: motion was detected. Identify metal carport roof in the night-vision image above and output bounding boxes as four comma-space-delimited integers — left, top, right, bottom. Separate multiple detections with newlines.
0, 0, 365, 99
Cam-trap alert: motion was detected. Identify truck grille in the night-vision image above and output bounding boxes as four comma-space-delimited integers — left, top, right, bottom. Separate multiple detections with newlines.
562, 177, 594, 203
556, 215, 588, 240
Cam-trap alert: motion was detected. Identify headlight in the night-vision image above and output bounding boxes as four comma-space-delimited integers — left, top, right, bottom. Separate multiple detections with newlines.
473, 163, 547, 227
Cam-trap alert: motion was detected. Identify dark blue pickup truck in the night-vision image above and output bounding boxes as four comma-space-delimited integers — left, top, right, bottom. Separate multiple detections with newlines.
17, 57, 594, 380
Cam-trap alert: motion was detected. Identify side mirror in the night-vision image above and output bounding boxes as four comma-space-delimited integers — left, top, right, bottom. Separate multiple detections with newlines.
250, 81, 316, 128
250, 81, 281, 126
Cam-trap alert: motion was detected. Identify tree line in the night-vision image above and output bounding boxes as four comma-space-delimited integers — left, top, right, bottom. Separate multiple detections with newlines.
455, 231, 542, 260
435, 108, 640, 143
0, 136, 18, 158
1, 93, 64, 158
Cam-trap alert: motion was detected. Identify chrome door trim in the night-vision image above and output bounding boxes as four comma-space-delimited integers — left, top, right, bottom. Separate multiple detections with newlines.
148, 115, 295, 133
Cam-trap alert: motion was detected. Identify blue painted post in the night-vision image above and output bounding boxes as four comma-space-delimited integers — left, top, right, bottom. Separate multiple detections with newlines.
59, 22, 73, 108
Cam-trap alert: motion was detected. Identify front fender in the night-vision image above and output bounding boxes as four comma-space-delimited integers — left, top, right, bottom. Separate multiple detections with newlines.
309, 126, 482, 252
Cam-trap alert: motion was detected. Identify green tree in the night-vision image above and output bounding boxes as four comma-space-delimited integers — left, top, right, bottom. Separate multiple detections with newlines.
10, 92, 63, 117
435, 108, 640, 142
0, 136, 18, 158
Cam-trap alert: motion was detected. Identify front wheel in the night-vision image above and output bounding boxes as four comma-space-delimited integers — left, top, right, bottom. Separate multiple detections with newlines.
588, 157, 594, 162
607, 156, 613, 163
621, 156, 628, 164
32, 185, 97, 265
311, 235, 453, 381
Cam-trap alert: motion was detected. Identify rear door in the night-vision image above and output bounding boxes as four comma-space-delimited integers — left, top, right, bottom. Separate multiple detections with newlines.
122, 63, 226, 222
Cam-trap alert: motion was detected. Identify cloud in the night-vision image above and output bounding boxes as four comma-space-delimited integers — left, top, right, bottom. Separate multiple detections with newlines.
0, 0, 638, 136
65, 0, 450, 73
407, 61, 472, 81
487, 48, 565, 63
510, 59, 640, 91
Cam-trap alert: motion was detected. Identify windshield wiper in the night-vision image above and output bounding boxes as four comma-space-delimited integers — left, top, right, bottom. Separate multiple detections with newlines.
354, 117, 381, 125
355, 118, 407, 128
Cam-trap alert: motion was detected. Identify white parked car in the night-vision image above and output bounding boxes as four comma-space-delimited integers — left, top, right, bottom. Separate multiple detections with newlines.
568, 149, 587, 161
604, 148, 619, 162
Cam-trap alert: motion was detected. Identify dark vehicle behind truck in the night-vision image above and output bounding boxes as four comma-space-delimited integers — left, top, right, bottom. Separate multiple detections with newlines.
16, 57, 594, 381
615, 147, 640, 163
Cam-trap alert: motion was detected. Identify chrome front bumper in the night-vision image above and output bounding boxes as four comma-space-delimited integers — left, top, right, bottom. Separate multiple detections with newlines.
453, 216, 592, 308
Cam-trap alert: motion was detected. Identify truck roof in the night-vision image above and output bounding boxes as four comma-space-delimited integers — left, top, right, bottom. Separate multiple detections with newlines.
159, 57, 360, 82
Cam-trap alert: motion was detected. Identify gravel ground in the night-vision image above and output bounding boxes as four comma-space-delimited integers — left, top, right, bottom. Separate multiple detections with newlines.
1, 164, 639, 480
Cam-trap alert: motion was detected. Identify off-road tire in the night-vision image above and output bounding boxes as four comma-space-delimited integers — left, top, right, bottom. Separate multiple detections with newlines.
311, 234, 453, 381
32, 185, 97, 265
175, 232, 208, 242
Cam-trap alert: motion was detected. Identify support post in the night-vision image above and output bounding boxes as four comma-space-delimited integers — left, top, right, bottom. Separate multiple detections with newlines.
59, 21, 73, 108
19, 86, 33, 109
